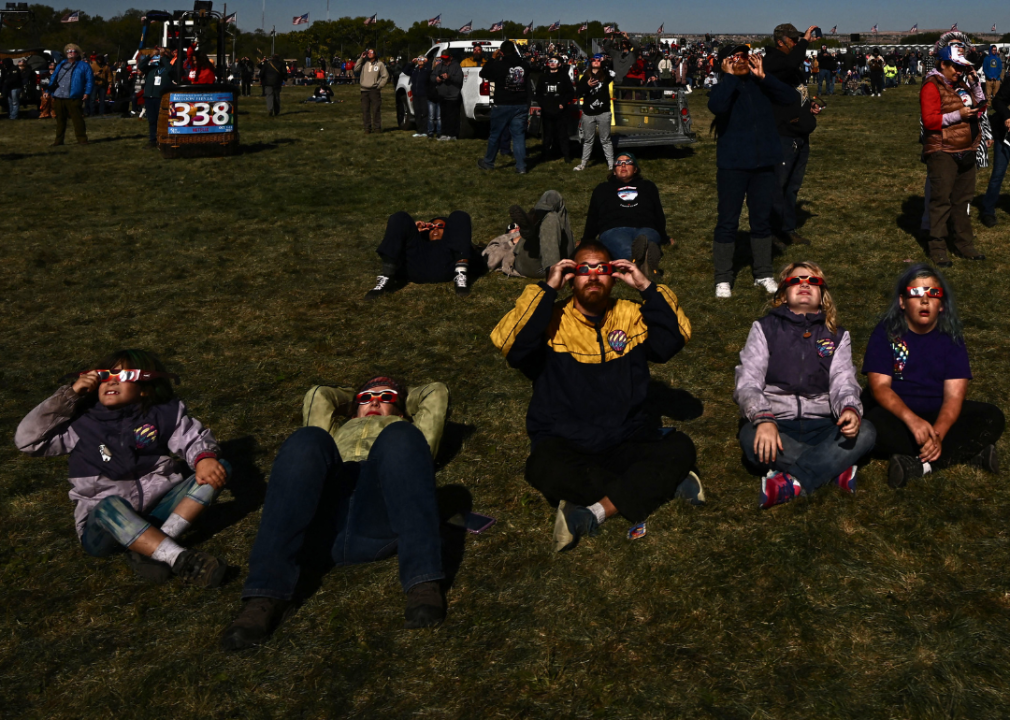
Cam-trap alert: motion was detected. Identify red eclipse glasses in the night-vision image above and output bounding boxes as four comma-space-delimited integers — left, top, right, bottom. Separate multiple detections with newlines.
906, 286, 944, 298
576, 262, 614, 276
355, 389, 400, 405
783, 275, 826, 287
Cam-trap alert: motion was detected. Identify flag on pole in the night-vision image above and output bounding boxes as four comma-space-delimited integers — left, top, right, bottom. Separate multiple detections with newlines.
950, 22, 958, 31
603, 25, 616, 34
523, 20, 533, 35
871, 24, 877, 33
657, 23, 664, 35
578, 21, 587, 32
292, 13, 308, 25
61, 11, 80, 22
830, 25, 836, 34
223, 12, 236, 24
364, 14, 376, 25
458, 20, 472, 33
993, 23, 998, 32
427, 14, 441, 27
489, 20, 503, 32
910, 23, 918, 33
548, 20, 560, 32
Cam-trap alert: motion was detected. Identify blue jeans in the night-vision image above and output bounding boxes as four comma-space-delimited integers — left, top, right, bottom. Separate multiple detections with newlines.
598, 227, 662, 260
427, 99, 441, 136
8, 88, 19, 119
242, 425, 443, 601
484, 104, 528, 172
739, 418, 877, 493
981, 137, 1010, 216
817, 69, 834, 95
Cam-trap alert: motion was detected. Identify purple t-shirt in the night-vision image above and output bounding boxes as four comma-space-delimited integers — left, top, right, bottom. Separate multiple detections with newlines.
861, 321, 972, 415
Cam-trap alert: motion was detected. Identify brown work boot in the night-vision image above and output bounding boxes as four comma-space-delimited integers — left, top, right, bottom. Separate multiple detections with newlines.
220, 597, 289, 651
927, 238, 952, 267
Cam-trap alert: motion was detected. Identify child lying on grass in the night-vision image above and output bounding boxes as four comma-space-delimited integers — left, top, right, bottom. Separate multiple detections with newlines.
733, 261, 876, 509
16, 349, 230, 587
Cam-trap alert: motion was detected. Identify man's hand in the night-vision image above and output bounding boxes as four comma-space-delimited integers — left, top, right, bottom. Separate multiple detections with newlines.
754, 422, 782, 464
610, 259, 651, 291
195, 457, 227, 489
803, 26, 817, 42
72, 371, 100, 396
836, 409, 861, 439
748, 54, 765, 80
546, 259, 577, 290
720, 57, 735, 75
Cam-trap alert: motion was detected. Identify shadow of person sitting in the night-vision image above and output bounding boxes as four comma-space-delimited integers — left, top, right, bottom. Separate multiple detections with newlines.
184, 435, 267, 547
642, 380, 704, 426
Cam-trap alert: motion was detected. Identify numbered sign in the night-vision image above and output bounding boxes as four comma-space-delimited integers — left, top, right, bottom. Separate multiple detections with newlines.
168, 92, 235, 134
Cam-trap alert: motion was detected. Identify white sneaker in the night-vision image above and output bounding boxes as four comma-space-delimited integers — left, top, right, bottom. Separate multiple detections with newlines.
573, 164, 586, 171
437, 135, 449, 141
715, 282, 732, 298
412, 132, 425, 137
754, 277, 779, 293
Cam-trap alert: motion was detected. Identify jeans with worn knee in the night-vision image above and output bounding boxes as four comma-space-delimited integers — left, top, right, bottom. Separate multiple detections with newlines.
981, 136, 1010, 217
8, 88, 19, 120
739, 418, 876, 493
427, 99, 441, 136
484, 104, 528, 172
242, 425, 443, 601
598, 227, 662, 260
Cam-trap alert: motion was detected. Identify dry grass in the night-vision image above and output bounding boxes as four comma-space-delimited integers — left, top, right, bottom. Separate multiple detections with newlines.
1, 82, 1008, 719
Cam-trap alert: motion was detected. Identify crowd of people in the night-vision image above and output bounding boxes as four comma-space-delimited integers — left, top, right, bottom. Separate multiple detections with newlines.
7, 22, 1009, 659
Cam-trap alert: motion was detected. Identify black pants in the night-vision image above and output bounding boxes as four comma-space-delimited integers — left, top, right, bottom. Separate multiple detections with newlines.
241, 80, 251, 96
440, 97, 461, 138
525, 430, 696, 524
771, 134, 810, 236
145, 95, 160, 144
870, 71, 884, 94
53, 97, 87, 143
377, 210, 472, 283
540, 110, 571, 161
413, 95, 428, 133
863, 396, 1005, 467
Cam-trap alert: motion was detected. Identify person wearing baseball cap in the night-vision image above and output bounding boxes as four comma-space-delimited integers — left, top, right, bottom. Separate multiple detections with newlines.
919, 43, 987, 265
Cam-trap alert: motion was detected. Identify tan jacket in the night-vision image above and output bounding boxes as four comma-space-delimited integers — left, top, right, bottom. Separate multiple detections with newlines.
91, 61, 113, 88
354, 57, 389, 90
302, 383, 448, 461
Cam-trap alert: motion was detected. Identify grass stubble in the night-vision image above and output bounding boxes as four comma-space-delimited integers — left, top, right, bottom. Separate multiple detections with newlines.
0, 83, 1008, 719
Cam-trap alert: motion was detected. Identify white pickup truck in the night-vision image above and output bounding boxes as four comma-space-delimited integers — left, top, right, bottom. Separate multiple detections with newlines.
395, 39, 503, 138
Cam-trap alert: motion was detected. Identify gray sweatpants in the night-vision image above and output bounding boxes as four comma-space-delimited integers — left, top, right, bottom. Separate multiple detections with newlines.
579, 112, 614, 168
513, 190, 576, 278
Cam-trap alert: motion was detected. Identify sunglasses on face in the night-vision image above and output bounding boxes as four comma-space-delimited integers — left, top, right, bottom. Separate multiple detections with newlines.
906, 286, 944, 298
355, 389, 400, 405
74, 369, 180, 383
783, 275, 826, 287
576, 262, 614, 276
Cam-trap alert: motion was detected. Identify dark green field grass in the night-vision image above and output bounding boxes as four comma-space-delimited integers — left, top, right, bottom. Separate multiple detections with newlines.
1, 82, 1009, 719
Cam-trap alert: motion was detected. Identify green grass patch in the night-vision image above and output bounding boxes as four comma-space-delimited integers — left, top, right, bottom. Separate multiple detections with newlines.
1, 83, 1009, 718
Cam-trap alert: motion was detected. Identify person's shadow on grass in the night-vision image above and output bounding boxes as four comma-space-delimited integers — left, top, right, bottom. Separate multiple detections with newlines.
185, 435, 267, 547
643, 380, 704, 426
241, 138, 299, 154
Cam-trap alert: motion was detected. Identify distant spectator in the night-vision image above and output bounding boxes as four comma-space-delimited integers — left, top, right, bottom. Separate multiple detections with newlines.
2, 58, 22, 120
983, 44, 1003, 102
48, 43, 94, 146
259, 53, 288, 117
477, 41, 532, 174
409, 56, 430, 138
354, 48, 389, 134
574, 54, 615, 171
138, 47, 176, 148
88, 55, 112, 116
432, 50, 463, 141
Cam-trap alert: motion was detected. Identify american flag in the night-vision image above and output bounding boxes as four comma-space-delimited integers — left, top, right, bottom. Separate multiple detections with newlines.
830, 25, 836, 34
61, 11, 79, 23
548, 20, 560, 32
427, 14, 441, 27
363, 14, 376, 25
910, 23, 918, 33
523, 20, 532, 35
604, 25, 616, 34
223, 12, 236, 24
950, 22, 958, 31
657, 23, 664, 35
871, 24, 877, 33
578, 21, 587, 32
292, 13, 308, 25
993, 23, 998, 32
458, 20, 472, 34
489, 20, 503, 32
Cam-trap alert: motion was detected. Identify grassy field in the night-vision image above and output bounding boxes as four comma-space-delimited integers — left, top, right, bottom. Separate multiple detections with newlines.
1, 82, 1009, 719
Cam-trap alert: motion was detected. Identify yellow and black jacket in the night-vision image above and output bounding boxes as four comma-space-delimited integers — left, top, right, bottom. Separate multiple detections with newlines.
491, 281, 691, 452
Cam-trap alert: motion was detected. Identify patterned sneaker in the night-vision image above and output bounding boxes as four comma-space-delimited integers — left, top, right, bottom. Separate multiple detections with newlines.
759, 471, 803, 509
887, 454, 924, 489
365, 275, 392, 300
171, 549, 228, 588
715, 282, 732, 298
834, 465, 857, 494
453, 269, 470, 297
754, 277, 779, 294
552, 500, 600, 552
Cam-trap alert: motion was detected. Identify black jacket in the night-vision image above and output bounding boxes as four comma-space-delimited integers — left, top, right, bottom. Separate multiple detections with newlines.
480, 53, 531, 105
534, 69, 574, 115
577, 70, 613, 115
764, 40, 817, 139
259, 58, 288, 87
582, 175, 668, 243
992, 78, 1010, 140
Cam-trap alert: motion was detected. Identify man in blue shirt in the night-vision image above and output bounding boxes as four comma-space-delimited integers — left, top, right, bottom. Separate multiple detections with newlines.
984, 45, 1003, 103
49, 43, 94, 146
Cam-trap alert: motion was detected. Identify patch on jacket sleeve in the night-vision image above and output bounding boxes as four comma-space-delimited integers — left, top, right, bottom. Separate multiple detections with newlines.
608, 329, 629, 354
816, 338, 836, 358
134, 423, 159, 449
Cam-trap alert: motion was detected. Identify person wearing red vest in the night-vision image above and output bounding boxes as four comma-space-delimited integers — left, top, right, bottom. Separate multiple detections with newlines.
919, 45, 986, 265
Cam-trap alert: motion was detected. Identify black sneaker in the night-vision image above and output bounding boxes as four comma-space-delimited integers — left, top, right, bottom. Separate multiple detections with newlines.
508, 204, 535, 240
971, 444, 1000, 474
981, 214, 997, 228
220, 597, 289, 650
888, 454, 924, 489
124, 550, 172, 583
365, 275, 392, 300
552, 500, 600, 552
477, 158, 494, 171
674, 471, 706, 505
404, 581, 446, 629
171, 549, 227, 588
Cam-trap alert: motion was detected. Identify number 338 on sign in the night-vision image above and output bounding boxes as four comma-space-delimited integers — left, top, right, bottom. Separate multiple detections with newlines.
169, 100, 233, 130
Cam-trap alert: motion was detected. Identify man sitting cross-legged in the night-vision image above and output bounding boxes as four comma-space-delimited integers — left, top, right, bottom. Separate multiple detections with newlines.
490, 241, 702, 552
